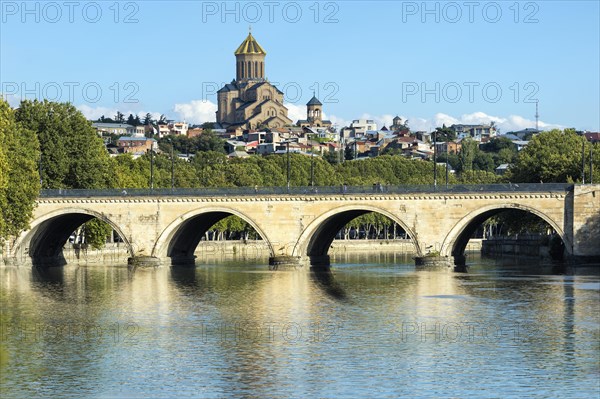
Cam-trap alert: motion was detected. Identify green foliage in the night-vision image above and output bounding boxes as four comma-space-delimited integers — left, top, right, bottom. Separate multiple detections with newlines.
196, 130, 226, 153
82, 219, 113, 250
436, 152, 460, 171
434, 125, 456, 142
507, 129, 593, 183
473, 151, 495, 172
458, 137, 478, 173
15, 100, 112, 189
487, 210, 550, 236
0, 99, 41, 241
457, 170, 502, 184
341, 212, 407, 239
344, 145, 355, 160
207, 215, 261, 240
480, 137, 516, 153
335, 155, 435, 185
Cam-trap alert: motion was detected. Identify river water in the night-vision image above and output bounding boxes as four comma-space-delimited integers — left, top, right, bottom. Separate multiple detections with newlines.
1, 254, 599, 399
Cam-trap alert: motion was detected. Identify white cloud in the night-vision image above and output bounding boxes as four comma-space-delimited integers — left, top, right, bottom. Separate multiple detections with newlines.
346, 111, 564, 134
284, 102, 306, 124
77, 105, 119, 120
77, 105, 162, 122
173, 100, 217, 124
326, 114, 351, 129
358, 113, 395, 130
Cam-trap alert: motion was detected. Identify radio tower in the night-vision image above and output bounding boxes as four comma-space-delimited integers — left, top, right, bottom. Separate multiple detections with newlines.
535, 100, 539, 130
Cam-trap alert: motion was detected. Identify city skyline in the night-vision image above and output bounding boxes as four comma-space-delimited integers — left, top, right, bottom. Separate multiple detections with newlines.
1, 1, 599, 132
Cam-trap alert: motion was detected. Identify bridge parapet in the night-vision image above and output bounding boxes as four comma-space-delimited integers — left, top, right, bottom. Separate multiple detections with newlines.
39, 183, 573, 198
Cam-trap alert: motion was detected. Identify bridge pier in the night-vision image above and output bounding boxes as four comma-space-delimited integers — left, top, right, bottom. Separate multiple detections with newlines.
413, 255, 454, 268
127, 256, 161, 268
268, 255, 301, 267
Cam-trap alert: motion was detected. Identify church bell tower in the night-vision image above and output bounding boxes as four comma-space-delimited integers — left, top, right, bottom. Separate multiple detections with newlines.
235, 29, 266, 82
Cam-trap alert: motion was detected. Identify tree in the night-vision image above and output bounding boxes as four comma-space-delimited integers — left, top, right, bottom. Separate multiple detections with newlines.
473, 151, 495, 172
15, 100, 113, 189
143, 113, 153, 125
434, 124, 456, 142
195, 129, 226, 153
126, 113, 136, 126
344, 145, 355, 160
458, 137, 478, 173
0, 99, 41, 241
324, 150, 341, 165
508, 129, 592, 183
115, 111, 125, 123
82, 219, 113, 249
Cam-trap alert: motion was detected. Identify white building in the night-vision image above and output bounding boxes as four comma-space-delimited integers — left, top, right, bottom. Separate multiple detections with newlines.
351, 119, 377, 131
169, 121, 188, 136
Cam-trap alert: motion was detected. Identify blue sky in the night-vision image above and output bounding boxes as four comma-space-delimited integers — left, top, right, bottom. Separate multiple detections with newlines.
1, 0, 599, 132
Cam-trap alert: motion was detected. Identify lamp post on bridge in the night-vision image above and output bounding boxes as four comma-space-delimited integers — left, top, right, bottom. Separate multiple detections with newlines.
591, 146, 594, 184
433, 130, 437, 188
309, 134, 315, 188
286, 140, 290, 191
582, 140, 586, 184
168, 136, 175, 192
149, 145, 154, 192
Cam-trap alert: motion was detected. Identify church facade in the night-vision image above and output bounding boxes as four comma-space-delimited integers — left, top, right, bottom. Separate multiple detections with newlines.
216, 32, 292, 131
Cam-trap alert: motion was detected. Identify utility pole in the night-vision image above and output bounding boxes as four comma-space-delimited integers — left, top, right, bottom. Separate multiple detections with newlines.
286, 141, 290, 191
150, 146, 154, 191
445, 145, 449, 188
433, 130, 437, 188
310, 138, 315, 187
170, 139, 175, 191
582, 140, 586, 184
590, 145, 594, 184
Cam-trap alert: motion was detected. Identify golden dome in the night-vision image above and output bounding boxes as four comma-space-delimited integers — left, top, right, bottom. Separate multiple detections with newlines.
234, 33, 266, 55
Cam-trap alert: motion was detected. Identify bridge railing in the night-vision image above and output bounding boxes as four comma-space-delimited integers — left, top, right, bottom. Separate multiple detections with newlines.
39, 183, 573, 198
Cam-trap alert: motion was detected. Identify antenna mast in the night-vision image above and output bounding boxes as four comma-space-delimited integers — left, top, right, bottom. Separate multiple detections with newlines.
535, 100, 539, 130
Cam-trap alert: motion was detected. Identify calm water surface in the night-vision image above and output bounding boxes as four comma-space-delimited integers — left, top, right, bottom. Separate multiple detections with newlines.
1, 254, 599, 399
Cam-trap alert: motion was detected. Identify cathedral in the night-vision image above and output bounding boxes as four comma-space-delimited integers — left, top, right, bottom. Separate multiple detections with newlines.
216, 32, 292, 131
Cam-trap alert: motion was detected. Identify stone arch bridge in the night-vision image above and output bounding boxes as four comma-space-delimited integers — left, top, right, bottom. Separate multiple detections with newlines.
4, 184, 599, 268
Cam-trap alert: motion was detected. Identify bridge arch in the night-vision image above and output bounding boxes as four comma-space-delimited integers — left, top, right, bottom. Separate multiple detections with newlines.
292, 205, 421, 262
13, 208, 134, 264
152, 207, 274, 264
441, 203, 570, 263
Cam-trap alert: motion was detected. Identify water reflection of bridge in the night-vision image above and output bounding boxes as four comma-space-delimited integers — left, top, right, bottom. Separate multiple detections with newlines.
5, 184, 600, 268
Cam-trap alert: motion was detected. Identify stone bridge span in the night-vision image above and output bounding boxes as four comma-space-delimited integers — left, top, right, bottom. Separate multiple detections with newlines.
5, 184, 600, 267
